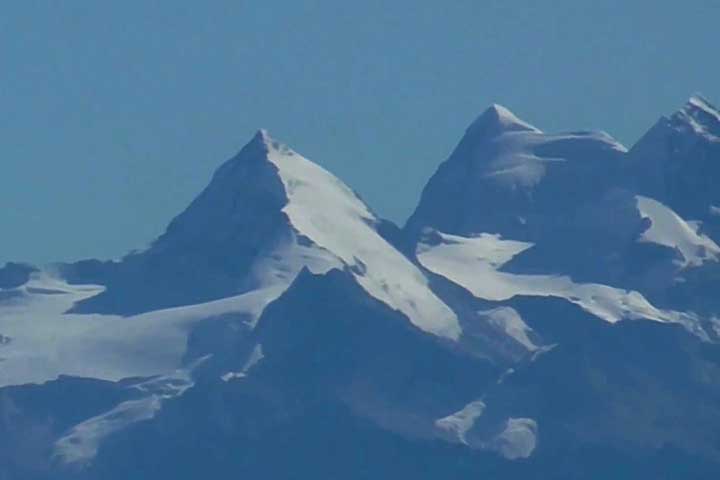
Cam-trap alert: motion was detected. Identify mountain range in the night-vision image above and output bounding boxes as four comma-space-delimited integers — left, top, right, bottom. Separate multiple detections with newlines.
2, 95, 720, 479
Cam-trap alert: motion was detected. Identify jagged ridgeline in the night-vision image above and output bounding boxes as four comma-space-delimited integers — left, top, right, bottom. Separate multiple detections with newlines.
2, 96, 720, 479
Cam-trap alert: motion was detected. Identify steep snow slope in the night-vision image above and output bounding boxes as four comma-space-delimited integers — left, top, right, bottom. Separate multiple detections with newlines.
261, 131, 460, 339
73, 130, 459, 339
0, 130, 460, 388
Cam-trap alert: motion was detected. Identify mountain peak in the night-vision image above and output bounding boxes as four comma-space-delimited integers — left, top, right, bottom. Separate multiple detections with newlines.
252, 128, 271, 144
246, 128, 287, 155
467, 104, 541, 138
685, 94, 720, 118
212, 129, 298, 184
670, 94, 720, 140
251, 128, 280, 148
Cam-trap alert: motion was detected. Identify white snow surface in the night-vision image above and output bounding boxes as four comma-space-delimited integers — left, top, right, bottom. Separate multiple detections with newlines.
681, 95, 720, 141
688, 95, 720, 120
417, 230, 705, 335
221, 343, 265, 382
477, 307, 539, 352
0, 273, 283, 388
464, 111, 627, 189
435, 400, 487, 444
636, 195, 720, 267
435, 399, 538, 460
473, 104, 542, 134
54, 356, 208, 466
418, 232, 533, 269
0, 131, 461, 388
488, 418, 538, 460
262, 131, 460, 339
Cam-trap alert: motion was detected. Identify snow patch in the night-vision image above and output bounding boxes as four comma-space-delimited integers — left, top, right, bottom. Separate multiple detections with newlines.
417, 230, 704, 335
435, 400, 538, 460
487, 418, 538, 460
682, 95, 720, 141
477, 307, 539, 352
636, 195, 720, 267
688, 95, 720, 120
418, 232, 533, 269
221, 343, 264, 382
54, 356, 208, 467
435, 400, 486, 444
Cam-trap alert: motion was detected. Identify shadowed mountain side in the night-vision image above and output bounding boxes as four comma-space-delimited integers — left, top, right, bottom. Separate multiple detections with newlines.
2, 96, 720, 479
65, 133, 292, 315
47, 269, 503, 479
628, 95, 720, 240
481, 319, 720, 471
404, 105, 627, 243
0, 377, 141, 480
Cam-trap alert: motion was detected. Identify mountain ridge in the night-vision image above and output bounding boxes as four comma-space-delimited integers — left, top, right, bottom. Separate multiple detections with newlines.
2, 94, 720, 479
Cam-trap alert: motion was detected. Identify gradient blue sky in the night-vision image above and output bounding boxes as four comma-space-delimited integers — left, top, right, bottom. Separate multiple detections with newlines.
2, 0, 719, 264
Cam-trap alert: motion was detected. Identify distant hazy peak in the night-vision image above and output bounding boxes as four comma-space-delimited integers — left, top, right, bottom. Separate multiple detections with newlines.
210, 128, 290, 178
686, 94, 720, 119
634, 95, 720, 148
248, 128, 294, 154
633, 95, 720, 144
466, 103, 541, 139
672, 95, 720, 140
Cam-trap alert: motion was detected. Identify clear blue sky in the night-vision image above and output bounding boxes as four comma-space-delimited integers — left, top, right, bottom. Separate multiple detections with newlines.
2, 0, 719, 264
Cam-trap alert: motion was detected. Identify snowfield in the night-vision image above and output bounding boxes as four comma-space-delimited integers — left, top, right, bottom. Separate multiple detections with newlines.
417, 230, 707, 338
0, 273, 283, 387
3, 96, 720, 477
0, 131, 461, 389
636, 195, 720, 267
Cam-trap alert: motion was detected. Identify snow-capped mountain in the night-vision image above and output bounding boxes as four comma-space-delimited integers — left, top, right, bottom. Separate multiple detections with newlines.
2, 97, 720, 479
628, 95, 720, 239
405, 103, 628, 242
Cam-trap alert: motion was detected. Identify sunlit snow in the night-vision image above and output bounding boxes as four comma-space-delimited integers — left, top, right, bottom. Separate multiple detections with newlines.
262, 131, 461, 339
0, 273, 283, 387
417, 230, 706, 337
636, 195, 720, 267
54, 357, 208, 466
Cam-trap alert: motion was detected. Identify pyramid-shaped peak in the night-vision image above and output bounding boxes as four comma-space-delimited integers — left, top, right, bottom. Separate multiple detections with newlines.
252, 128, 272, 144
247, 128, 290, 153
466, 103, 541, 138
212, 129, 300, 181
